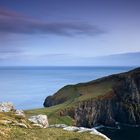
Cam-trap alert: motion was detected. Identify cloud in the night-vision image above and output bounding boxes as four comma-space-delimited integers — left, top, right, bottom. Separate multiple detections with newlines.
0, 7, 24, 17
81, 52, 140, 66
0, 8, 104, 37
0, 7, 106, 65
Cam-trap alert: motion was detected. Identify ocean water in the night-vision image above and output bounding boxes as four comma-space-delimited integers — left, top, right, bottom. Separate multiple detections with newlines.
0, 66, 134, 110
99, 126, 140, 140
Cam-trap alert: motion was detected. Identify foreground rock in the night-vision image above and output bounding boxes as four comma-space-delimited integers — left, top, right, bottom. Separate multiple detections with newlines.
49, 124, 110, 140
44, 67, 140, 128
28, 115, 49, 128
0, 102, 49, 129
12, 123, 28, 128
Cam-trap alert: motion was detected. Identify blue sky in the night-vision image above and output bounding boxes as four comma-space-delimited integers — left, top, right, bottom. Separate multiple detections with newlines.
0, 0, 140, 66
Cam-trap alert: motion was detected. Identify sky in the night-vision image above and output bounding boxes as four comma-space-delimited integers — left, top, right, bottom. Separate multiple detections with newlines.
0, 0, 140, 66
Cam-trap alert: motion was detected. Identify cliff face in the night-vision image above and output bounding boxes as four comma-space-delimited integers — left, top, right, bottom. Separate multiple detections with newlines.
44, 67, 140, 127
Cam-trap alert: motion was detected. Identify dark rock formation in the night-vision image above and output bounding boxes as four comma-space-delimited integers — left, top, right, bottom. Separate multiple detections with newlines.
44, 67, 140, 127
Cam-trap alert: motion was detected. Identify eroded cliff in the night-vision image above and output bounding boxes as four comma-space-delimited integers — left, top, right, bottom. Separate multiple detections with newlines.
44, 67, 140, 127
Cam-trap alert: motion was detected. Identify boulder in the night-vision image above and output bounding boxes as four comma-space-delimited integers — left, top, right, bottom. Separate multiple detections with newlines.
28, 115, 49, 128
15, 110, 25, 118
0, 102, 15, 112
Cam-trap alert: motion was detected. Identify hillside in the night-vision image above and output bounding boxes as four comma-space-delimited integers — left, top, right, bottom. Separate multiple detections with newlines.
0, 103, 105, 140
0, 123, 103, 140
43, 67, 140, 127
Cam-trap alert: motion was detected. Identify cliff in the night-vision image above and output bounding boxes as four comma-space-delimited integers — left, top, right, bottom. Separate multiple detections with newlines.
44, 67, 140, 128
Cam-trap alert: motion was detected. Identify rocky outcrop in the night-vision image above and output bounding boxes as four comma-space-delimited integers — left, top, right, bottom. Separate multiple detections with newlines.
63, 126, 110, 140
49, 124, 110, 140
0, 102, 49, 129
0, 102, 15, 112
44, 67, 140, 128
0, 106, 29, 128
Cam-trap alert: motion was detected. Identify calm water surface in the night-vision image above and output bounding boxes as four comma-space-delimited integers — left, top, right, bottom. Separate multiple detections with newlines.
99, 126, 140, 140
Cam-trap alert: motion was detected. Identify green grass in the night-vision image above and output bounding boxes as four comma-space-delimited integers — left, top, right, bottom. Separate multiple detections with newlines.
0, 125, 104, 140
25, 102, 75, 125
25, 79, 116, 126
45, 78, 116, 107
0, 112, 104, 140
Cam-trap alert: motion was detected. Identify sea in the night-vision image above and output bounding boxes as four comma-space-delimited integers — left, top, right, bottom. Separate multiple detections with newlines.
0, 66, 140, 140
99, 125, 140, 140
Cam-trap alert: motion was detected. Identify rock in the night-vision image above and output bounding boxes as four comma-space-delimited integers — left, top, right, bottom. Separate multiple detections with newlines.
77, 127, 91, 133
12, 123, 28, 128
0, 102, 15, 112
32, 124, 44, 128
28, 115, 49, 128
63, 126, 80, 131
49, 124, 68, 128
15, 110, 25, 118
63, 125, 110, 140
0, 120, 12, 125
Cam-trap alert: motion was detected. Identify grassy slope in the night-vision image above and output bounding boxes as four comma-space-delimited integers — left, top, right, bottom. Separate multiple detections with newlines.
23, 78, 115, 140
0, 112, 104, 140
45, 76, 116, 107
0, 125, 104, 140
26, 77, 116, 125
25, 102, 75, 125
